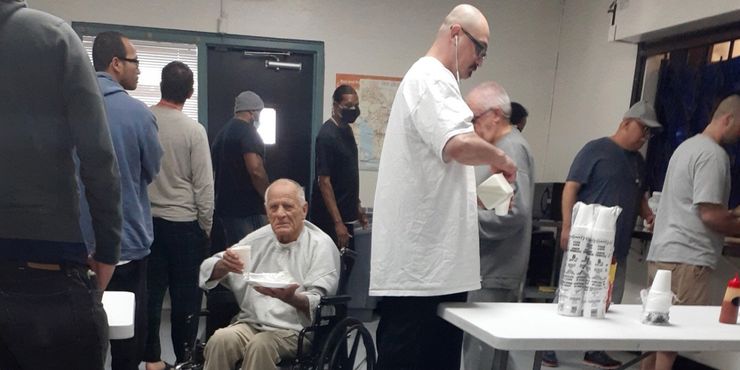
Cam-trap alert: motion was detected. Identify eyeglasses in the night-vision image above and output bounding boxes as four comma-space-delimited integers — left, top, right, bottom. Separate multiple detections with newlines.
635, 121, 652, 135
118, 57, 140, 66
472, 108, 495, 124
461, 27, 487, 59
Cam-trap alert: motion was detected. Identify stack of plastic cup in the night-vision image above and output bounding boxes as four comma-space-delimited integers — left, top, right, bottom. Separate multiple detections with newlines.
641, 269, 673, 325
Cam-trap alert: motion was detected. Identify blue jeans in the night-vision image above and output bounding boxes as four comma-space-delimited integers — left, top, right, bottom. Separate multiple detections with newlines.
0, 262, 108, 370
144, 218, 208, 363
220, 215, 268, 246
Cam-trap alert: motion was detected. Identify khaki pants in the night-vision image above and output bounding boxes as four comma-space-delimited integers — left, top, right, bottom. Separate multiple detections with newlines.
203, 322, 310, 370
647, 261, 712, 305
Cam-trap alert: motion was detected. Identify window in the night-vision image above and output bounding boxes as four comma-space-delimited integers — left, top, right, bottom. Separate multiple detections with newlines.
709, 40, 731, 63
82, 37, 199, 121
633, 23, 740, 208
257, 108, 277, 145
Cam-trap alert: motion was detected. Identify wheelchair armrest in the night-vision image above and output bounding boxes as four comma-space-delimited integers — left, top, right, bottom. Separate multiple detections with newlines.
319, 295, 351, 305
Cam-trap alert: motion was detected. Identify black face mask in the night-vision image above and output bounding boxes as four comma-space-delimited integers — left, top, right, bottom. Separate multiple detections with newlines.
340, 107, 360, 123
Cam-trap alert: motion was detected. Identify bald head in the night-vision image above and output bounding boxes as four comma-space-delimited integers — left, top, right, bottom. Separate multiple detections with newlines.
441, 4, 488, 33
712, 94, 740, 121
706, 94, 740, 145
264, 178, 306, 205
428, 4, 489, 80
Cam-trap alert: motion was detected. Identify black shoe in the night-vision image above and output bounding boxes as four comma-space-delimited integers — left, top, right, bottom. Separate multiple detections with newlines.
583, 351, 622, 369
541, 351, 559, 367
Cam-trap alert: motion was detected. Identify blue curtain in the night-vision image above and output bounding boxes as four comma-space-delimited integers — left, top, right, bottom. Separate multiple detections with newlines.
647, 57, 740, 208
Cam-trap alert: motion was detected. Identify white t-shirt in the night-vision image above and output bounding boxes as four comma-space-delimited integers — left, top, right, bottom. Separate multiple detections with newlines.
647, 134, 731, 269
369, 56, 480, 296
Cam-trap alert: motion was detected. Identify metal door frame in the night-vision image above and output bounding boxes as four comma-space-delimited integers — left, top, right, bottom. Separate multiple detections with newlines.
72, 22, 325, 187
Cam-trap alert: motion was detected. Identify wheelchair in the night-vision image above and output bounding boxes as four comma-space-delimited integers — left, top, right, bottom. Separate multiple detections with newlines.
179, 221, 375, 369
175, 292, 376, 370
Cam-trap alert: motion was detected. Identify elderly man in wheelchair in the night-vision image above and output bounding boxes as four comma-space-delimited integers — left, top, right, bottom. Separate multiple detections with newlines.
198, 178, 340, 370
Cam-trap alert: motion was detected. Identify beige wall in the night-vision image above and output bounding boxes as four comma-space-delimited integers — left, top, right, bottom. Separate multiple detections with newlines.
543, 0, 637, 182
614, 0, 740, 42
30, 0, 563, 205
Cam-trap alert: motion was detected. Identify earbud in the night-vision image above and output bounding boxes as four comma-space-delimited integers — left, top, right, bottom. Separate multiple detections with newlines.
455, 35, 459, 46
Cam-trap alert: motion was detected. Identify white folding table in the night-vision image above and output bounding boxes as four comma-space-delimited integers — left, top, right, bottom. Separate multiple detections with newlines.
439, 302, 740, 370
102, 291, 135, 340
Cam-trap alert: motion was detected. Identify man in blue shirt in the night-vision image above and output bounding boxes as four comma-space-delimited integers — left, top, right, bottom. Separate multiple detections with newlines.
543, 101, 660, 369
91, 30, 162, 370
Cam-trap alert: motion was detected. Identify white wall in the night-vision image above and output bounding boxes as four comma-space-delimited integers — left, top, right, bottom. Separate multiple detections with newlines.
543, 0, 637, 182
614, 0, 740, 42
30, 0, 563, 206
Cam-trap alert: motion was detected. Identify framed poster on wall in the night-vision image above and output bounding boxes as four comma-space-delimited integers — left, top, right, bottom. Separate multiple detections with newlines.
336, 73, 401, 171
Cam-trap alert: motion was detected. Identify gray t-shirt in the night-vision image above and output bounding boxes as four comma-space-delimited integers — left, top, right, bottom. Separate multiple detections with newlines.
566, 137, 647, 259
647, 134, 731, 269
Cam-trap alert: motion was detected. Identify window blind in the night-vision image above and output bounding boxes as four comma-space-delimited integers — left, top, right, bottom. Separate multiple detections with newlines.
82, 36, 199, 122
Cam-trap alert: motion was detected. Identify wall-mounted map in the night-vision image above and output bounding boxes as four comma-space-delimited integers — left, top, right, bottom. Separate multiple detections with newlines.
336, 73, 401, 171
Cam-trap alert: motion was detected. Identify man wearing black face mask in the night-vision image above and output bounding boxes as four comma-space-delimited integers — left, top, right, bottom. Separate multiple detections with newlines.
309, 85, 368, 292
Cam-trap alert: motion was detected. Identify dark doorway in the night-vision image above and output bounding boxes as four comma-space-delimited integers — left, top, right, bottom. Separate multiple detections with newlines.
207, 46, 316, 189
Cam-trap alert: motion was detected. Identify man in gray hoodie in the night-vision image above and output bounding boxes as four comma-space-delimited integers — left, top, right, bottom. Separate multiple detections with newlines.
0, 1, 122, 369
462, 82, 535, 370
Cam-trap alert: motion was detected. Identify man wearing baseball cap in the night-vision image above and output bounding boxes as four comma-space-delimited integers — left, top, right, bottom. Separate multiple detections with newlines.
543, 101, 661, 369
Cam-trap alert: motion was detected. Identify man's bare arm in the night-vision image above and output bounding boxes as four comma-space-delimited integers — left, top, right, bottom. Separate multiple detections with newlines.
560, 181, 581, 251
243, 153, 269, 198
698, 203, 740, 237
442, 132, 516, 182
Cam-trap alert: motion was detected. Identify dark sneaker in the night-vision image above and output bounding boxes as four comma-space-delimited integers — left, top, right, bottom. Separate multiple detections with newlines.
541, 351, 559, 367
583, 351, 622, 369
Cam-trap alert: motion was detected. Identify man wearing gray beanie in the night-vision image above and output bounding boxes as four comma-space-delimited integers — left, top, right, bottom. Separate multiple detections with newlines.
209, 90, 270, 333
212, 91, 269, 247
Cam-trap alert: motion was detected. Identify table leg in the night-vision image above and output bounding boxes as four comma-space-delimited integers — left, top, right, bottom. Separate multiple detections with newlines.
616, 351, 652, 370
531, 350, 543, 370
492, 349, 510, 370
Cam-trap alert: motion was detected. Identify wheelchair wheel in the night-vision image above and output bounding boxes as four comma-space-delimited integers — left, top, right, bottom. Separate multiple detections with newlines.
316, 317, 376, 370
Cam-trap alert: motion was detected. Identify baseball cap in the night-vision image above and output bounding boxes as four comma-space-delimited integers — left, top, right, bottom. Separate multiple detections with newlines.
624, 101, 661, 129
234, 91, 264, 113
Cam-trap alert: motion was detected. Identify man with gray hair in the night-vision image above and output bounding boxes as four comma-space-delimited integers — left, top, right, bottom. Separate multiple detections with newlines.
545, 101, 662, 369
462, 82, 535, 370
212, 90, 270, 247
200, 179, 340, 370
370, 4, 516, 369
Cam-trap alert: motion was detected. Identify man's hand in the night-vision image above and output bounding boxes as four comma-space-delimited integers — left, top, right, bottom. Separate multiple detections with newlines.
559, 226, 570, 252
88, 257, 115, 290
253, 283, 310, 316
253, 283, 300, 303
644, 213, 656, 232
335, 222, 351, 250
490, 155, 517, 183
358, 208, 369, 229
210, 248, 245, 281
